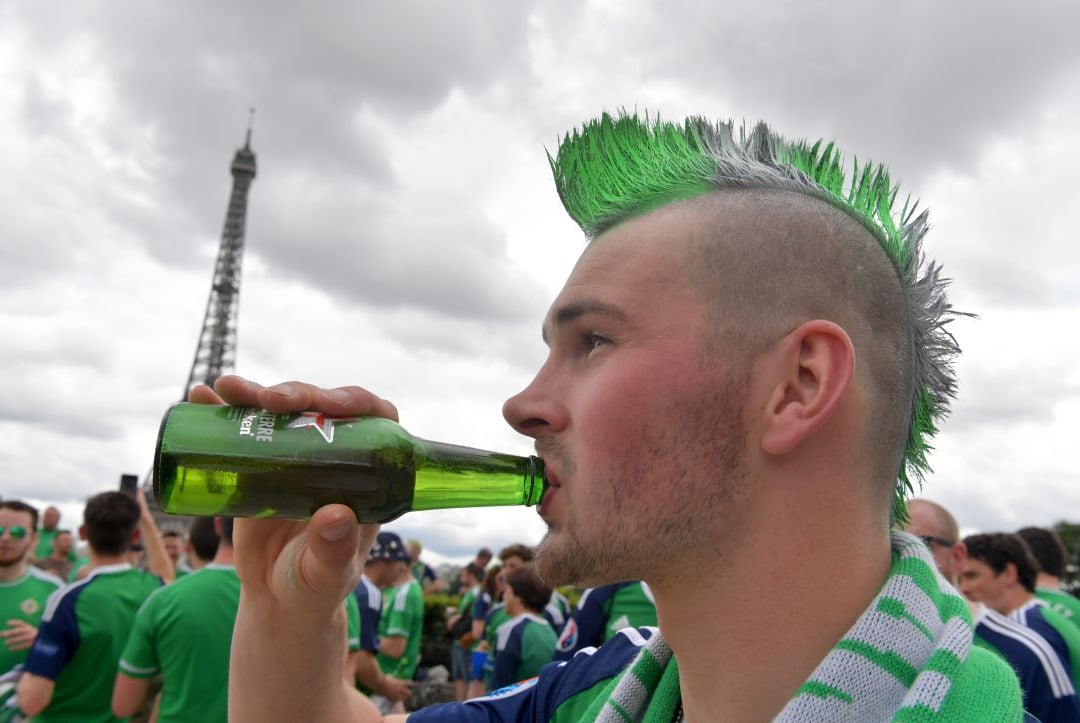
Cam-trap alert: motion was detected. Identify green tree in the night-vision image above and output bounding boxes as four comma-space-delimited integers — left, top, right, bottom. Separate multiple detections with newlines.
1052, 520, 1080, 594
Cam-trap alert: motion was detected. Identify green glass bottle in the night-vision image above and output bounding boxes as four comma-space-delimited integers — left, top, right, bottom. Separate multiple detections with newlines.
153, 403, 545, 523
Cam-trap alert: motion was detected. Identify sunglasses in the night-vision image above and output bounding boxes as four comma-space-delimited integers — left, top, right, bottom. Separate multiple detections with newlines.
919, 534, 954, 549
0, 525, 29, 540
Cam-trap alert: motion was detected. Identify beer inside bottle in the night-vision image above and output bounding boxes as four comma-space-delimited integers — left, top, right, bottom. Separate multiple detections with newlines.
153, 403, 545, 523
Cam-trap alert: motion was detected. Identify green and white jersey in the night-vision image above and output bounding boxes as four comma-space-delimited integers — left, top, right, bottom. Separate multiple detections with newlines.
1036, 587, 1080, 631
554, 581, 657, 660
117, 564, 240, 723
377, 578, 424, 680
490, 613, 557, 691
483, 602, 512, 688
345, 590, 361, 653
24, 563, 162, 723
0, 568, 64, 674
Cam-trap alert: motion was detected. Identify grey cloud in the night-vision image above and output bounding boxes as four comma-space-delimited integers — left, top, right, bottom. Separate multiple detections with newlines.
536, 0, 1080, 186
948, 349, 1080, 430
252, 182, 548, 324
6, 1, 536, 279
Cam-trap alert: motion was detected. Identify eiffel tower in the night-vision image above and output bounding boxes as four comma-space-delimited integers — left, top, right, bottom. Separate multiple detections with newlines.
182, 113, 258, 400
149, 116, 258, 522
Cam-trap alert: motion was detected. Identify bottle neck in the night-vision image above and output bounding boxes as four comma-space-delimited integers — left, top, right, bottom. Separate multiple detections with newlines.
411, 440, 545, 511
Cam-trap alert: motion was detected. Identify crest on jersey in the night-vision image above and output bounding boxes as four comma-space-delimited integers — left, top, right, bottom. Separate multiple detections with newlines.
477, 676, 539, 701
20, 598, 39, 616
555, 618, 577, 652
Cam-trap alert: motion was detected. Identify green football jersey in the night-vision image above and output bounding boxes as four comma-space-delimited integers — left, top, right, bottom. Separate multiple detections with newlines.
345, 590, 361, 652
24, 563, 162, 723
118, 564, 240, 723
483, 603, 512, 689
491, 614, 557, 690
377, 578, 424, 680
1036, 587, 1080, 630
0, 568, 64, 674
32, 530, 74, 563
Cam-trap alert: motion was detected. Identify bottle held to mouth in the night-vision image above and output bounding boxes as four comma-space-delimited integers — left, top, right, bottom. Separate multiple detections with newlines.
153, 403, 546, 523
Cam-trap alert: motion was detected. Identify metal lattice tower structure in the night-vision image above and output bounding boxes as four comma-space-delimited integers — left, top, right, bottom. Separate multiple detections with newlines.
182, 113, 258, 400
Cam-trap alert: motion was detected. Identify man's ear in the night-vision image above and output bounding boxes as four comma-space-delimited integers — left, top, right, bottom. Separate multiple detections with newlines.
1002, 562, 1019, 586
79, 525, 88, 542
760, 320, 855, 456
952, 541, 968, 574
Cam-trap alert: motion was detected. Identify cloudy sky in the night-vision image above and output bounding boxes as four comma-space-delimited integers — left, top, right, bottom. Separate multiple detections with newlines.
2, 1, 1078, 563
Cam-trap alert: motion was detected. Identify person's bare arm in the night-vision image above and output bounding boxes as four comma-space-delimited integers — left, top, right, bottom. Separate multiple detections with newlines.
355, 649, 412, 703
136, 488, 175, 584
379, 635, 407, 660
112, 672, 151, 718
16, 672, 55, 717
200, 377, 393, 723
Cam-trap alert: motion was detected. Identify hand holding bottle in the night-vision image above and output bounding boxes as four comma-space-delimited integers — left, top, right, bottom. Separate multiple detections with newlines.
190, 375, 385, 723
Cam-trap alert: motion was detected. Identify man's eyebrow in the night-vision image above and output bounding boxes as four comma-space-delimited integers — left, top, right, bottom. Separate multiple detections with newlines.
541, 300, 629, 344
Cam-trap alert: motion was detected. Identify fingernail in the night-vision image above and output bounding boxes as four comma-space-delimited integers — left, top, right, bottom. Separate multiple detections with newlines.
319, 518, 353, 542
266, 383, 295, 398
323, 388, 350, 403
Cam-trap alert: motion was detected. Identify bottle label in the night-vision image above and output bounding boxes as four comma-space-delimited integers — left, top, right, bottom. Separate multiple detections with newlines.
232, 407, 357, 444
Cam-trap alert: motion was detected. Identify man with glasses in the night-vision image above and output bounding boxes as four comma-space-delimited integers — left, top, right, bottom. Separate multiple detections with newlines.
906, 499, 1080, 722
0, 501, 64, 676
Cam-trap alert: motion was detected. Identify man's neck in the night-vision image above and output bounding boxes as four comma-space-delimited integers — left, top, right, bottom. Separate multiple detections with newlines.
89, 551, 130, 568
653, 478, 892, 722
999, 590, 1034, 616
0, 560, 29, 583
213, 545, 236, 566
1036, 572, 1062, 590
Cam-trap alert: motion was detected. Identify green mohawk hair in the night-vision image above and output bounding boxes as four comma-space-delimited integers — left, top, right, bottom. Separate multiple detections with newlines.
548, 111, 965, 523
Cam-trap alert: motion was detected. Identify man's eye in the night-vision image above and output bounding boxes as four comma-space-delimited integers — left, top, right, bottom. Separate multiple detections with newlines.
583, 333, 610, 351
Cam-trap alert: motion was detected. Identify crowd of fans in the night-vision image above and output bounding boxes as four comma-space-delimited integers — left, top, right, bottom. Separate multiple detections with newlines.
0, 492, 1078, 721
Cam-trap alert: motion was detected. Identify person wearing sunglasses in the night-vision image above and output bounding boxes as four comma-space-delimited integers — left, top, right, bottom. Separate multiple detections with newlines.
0, 500, 65, 677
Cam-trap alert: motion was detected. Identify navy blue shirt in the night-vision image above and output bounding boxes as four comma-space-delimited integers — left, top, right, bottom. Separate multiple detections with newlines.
975, 604, 1080, 723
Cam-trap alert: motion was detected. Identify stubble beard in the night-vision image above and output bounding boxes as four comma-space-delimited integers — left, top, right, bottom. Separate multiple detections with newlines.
0, 549, 29, 569
534, 366, 750, 589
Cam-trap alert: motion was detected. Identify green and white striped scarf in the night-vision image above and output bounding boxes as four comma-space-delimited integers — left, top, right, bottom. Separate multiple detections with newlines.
595, 531, 1022, 722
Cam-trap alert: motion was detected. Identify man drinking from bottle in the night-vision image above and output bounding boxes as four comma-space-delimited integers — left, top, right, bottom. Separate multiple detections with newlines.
199, 113, 1024, 721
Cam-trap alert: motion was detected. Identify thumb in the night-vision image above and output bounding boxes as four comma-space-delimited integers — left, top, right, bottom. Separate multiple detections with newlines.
290, 505, 365, 604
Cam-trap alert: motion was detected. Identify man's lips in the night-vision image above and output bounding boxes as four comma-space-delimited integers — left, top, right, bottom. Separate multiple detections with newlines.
538, 464, 561, 519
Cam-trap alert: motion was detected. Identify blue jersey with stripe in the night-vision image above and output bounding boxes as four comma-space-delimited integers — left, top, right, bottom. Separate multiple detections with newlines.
24, 563, 162, 722
411, 626, 656, 722
975, 604, 1080, 723
490, 613, 557, 691
553, 581, 656, 661
353, 574, 381, 653
1010, 599, 1080, 691
542, 590, 570, 635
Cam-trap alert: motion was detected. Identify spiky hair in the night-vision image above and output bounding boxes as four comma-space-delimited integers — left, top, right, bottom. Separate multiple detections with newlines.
548, 112, 964, 523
